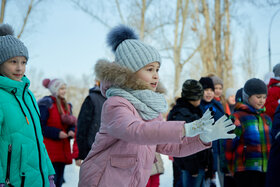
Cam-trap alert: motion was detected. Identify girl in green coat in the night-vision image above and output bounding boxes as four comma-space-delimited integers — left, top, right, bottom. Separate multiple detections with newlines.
0, 24, 55, 187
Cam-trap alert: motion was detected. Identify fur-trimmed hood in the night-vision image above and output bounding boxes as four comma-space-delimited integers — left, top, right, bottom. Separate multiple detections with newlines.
94, 59, 166, 95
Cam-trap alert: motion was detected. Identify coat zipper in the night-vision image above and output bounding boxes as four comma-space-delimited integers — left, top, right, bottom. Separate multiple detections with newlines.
21, 175, 25, 187
22, 84, 45, 187
5, 144, 13, 187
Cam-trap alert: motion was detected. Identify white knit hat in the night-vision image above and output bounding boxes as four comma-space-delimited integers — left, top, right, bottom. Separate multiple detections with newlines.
42, 78, 66, 96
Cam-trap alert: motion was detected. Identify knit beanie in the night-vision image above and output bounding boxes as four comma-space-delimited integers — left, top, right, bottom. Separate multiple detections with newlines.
210, 75, 223, 87
107, 25, 161, 72
225, 88, 236, 100
199, 77, 215, 91
181, 79, 203, 101
242, 78, 267, 104
273, 63, 280, 77
0, 24, 29, 65
43, 78, 66, 96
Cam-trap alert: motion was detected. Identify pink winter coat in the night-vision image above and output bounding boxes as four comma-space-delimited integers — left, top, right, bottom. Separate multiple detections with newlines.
78, 96, 211, 187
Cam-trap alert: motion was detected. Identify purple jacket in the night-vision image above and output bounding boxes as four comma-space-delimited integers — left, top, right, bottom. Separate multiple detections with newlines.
78, 96, 211, 187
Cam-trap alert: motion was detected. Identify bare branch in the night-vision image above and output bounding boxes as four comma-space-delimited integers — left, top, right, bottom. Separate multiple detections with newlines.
115, 0, 125, 23
71, 0, 110, 28
182, 44, 201, 65
17, 0, 34, 38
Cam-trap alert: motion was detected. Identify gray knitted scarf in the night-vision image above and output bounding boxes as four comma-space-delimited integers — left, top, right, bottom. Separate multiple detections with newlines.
106, 87, 168, 120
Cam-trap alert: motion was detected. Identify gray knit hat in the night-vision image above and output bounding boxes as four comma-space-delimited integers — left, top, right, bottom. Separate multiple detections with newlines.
273, 63, 280, 77
0, 24, 28, 64
107, 25, 161, 72
210, 75, 223, 86
243, 78, 267, 104
181, 79, 203, 101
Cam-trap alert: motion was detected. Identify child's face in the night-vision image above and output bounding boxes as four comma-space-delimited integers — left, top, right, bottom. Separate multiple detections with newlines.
135, 62, 160, 91
0, 56, 27, 81
214, 84, 223, 98
203, 88, 214, 102
227, 95, 236, 105
248, 94, 267, 110
58, 84, 67, 99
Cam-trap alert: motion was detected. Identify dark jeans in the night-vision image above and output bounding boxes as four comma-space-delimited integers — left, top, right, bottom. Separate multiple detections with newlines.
176, 169, 205, 187
53, 162, 66, 187
234, 171, 266, 187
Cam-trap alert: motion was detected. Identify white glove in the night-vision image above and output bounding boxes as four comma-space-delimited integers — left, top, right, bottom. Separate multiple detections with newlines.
184, 108, 214, 137
199, 115, 236, 142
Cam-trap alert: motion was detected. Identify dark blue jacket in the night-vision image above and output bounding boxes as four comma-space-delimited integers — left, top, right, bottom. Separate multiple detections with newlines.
266, 104, 280, 187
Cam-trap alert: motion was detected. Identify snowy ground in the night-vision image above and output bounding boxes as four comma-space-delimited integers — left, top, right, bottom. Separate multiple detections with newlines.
63, 154, 220, 187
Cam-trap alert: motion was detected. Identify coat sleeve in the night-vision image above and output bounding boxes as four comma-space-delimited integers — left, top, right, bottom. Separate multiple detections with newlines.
0, 107, 4, 183
155, 135, 211, 157
76, 96, 95, 159
102, 97, 185, 145
225, 114, 241, 174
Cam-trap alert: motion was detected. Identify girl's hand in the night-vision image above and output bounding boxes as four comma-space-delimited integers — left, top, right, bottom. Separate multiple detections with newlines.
59, 131, 68, 139
184, 108, 214, 137
75, 159, 83, 166
200, 115, 236, 143
68, 130, 75, 138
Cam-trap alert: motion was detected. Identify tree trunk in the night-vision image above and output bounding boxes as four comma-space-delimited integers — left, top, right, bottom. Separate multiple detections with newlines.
215, 0, 222, 78
139, 0, 146, 40
201, 0, 215, 73
0, 0, 7, 23
223, 0, 233, 88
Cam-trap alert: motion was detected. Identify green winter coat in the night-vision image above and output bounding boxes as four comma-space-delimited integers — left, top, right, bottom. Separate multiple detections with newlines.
0, 75, 55, 187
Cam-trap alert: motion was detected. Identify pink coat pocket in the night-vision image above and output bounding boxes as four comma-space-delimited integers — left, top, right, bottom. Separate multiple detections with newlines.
110, 154, 137, 169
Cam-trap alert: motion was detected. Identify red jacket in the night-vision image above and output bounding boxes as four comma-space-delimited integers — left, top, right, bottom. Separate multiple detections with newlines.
39, 96, 74, 164
265, 78, 280, 121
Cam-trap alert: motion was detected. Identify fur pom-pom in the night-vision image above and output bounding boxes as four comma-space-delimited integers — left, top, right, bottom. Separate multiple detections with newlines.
106, 25, 138, 52
0, 24, 14, 36
42, 79, 50, 88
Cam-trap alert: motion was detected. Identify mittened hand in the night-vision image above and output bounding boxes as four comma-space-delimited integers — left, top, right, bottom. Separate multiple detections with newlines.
61, 114, 77, 125
48, 175, 56, 187
184, 108, 214, 137
199, 115, 236, 143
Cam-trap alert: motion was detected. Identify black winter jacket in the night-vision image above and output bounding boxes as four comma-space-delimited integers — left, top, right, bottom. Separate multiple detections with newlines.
76, 87, 106, 159
167, 97, 212, 175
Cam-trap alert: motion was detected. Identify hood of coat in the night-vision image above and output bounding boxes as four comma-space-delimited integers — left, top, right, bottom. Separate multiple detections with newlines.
267, 77, 280, 88
0, 75, 30, 95
94, 59, 166, 96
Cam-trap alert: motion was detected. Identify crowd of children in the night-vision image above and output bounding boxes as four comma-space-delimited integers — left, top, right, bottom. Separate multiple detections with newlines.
0, 23, 279, 187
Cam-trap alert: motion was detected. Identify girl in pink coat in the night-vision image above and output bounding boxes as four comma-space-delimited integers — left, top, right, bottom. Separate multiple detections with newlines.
78, 25, 236, 187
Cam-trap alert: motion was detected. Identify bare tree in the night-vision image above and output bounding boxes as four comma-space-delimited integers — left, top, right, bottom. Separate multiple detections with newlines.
70, 0, 201, 98
192, 0, 234, 89
0, 0, 44, 38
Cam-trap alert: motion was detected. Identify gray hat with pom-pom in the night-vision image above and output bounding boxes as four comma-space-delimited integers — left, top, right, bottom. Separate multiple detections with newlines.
107, 25, 161, 72
0, 24, 29, 65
